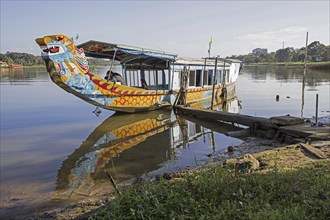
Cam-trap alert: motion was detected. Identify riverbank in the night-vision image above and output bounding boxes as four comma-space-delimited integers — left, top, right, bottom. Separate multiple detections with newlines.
25, 138, 330, 219
249, 61, 330, 70
88, 140, 329, 219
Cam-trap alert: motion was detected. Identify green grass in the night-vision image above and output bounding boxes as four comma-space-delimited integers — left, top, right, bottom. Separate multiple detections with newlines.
257, 62, 306, 66
89, 161, 330, 220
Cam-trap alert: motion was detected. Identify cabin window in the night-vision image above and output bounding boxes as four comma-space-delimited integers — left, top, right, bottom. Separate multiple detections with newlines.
158, 70, 169, 89
203, 70, 208, 86
140, 69, 169, 90
145, 70, 153, 86
126, 70, 141, 87
218, 69, 230, 84
156, 71, 161, 87
172, 71, 181, 90
208, 70, 214, 85
196, 70, 202, 87
125, 70, 146, 87
218, 70, 222, 84
189, 70, 196, 87
226, 70, 230, 82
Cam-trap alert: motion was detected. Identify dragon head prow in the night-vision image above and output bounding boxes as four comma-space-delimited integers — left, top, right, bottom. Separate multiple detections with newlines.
35, 34, 89, 76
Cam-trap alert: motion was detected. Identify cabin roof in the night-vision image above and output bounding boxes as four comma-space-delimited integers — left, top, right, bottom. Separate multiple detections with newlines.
175, 57, 230, 67
78, 40, 177, 69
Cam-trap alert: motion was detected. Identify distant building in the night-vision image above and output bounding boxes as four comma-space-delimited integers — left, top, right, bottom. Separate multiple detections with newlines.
252, 48, 268, 55
0, 61, 9, 67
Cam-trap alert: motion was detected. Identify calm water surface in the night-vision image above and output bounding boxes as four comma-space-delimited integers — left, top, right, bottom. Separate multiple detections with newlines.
0, 66, 329, 217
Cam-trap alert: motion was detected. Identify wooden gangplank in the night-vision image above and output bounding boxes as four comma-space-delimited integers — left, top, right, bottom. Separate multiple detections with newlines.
175, 106, 330, 143
175, 106, 278, 131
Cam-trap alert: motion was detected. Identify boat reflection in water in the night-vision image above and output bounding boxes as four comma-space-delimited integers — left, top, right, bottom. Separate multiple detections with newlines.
54, 95, 241, 199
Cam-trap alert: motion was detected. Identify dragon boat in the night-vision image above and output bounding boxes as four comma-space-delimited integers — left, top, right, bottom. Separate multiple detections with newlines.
35, 34, 241, 113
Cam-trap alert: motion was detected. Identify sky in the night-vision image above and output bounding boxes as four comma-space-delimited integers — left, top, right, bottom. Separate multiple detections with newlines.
1, 0, 329, 58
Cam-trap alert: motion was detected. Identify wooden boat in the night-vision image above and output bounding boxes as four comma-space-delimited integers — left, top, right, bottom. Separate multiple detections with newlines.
35, 34, 241, 113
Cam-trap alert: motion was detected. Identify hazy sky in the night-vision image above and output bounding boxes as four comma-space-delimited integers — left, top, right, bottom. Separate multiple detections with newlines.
1, 1, 329, 58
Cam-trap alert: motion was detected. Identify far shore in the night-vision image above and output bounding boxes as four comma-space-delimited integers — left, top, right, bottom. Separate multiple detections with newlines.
1, 62, 329, 72
246, 61, 330, 70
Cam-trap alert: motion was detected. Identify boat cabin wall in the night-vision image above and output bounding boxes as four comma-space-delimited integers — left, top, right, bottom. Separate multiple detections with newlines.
123, 68, 171, 90
113, 62, 238, 90
171, 65, 230, 90
228, 62, 240, 83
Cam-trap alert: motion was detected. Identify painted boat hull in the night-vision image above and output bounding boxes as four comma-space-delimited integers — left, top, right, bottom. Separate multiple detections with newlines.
36, 34, 238, 113
45, 59, 235, 113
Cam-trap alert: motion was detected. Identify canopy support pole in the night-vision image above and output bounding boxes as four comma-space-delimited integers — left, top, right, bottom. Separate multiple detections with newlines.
211, 56, 218, 110
108, 49, 117, 81
202, 58, 207, 88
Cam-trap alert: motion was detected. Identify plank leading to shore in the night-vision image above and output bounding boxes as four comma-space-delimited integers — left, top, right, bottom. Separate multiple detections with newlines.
175, 106, 329, 143
175, 106, 278, 130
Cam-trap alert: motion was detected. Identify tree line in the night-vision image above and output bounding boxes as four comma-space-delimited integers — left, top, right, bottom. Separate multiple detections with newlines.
0, 52, 44, 66
0, 52, 113, 66
227, 41, 330, 64
1, 41, 329, 66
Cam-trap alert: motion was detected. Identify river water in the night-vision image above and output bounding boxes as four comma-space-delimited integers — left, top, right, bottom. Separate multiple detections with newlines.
0, 65, 329, 218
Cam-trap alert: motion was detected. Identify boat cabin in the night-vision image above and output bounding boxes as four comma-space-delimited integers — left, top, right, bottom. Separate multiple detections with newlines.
78, 40, 241, 92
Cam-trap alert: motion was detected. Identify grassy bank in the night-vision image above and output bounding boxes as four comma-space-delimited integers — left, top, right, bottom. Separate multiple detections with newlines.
89, 144, 330, 220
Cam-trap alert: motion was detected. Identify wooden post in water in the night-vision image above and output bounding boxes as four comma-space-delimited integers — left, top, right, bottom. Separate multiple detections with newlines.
211, 56, 218, 110
315, 94, 319, 125
222, 58, 226, 84
301, 32, 308, 117
210, 131, 215, 153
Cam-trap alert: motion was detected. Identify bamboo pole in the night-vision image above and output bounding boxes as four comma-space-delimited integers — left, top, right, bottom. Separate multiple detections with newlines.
173, 66, 188, 106
202, 58, 207, 88
301, 32, 308, 117
211, 57, 218, 110
108, 49, 117, 81
315, 94, 319, 125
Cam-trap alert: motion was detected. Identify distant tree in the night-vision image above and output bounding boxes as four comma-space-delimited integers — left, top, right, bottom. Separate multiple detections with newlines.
3, 55, 14, 65
242, 55, 257, 64
321, 45, 330, 61
308, 41, 322, 55
275, 47, 295, 62
307, 41, 327, 61
0, 52, 45, 66
266, 52, 276, 62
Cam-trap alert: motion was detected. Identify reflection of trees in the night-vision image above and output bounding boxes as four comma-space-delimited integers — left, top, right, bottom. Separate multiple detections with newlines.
243, 65, 329, 87
244, 66, 267, 80
305, 71, 327, 87
0, 68, 49, 82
